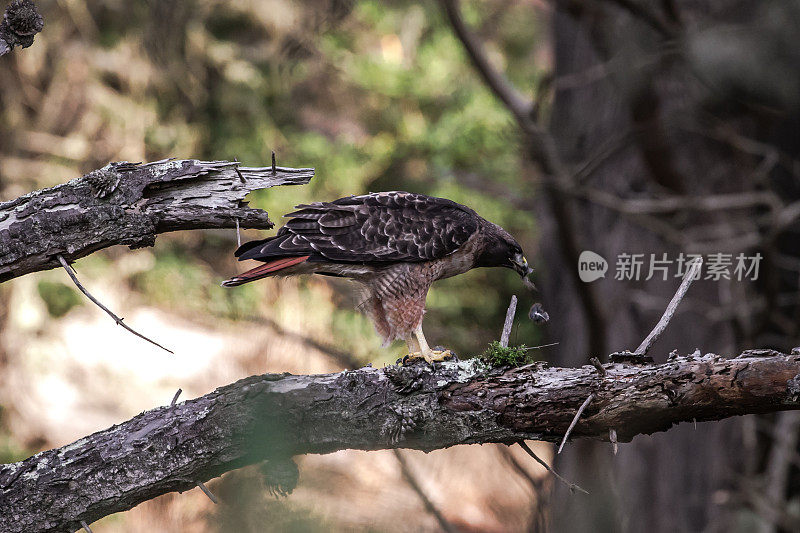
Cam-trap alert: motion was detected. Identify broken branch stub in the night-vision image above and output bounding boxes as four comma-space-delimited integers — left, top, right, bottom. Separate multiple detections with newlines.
0, 159, 314, 283
0, 0, 44, 57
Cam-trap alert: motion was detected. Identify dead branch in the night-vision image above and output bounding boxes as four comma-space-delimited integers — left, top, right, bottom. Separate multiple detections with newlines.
171, 389, 182, 407
196, 481, 218, 505
1, 350, 799, 532
500, 295, 518, 347
589, 357, 606, 376
56, 254, 173, 354
496, 444, 550, 530
439, 0, 533, 130
518, 441, 588, 495
635, 257, 702, 355
0, 159, 314, 283
393, 450, 457, 533
557, 393, 595, 454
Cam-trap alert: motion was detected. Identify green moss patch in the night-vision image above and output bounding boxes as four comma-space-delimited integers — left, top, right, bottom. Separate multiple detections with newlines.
481, 340, 532, 367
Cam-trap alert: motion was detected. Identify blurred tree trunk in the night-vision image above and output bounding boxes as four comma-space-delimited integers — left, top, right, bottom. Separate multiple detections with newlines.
539, 1, 800, 531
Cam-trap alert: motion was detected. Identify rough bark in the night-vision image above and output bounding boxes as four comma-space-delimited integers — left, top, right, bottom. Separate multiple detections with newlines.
0, 159, 314, 282
0, 0, 43, 57
1, 351, 800, 533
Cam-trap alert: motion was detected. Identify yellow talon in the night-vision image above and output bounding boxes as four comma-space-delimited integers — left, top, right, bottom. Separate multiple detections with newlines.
404, 349, 453, 364
403, 324, 452, 364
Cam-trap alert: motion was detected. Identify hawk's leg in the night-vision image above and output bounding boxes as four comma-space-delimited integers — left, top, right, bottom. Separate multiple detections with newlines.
405, 334, 421, 354
405, 324, 452, 364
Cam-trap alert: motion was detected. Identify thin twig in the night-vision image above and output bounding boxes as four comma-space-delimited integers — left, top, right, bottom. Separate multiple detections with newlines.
497, 444, 550, 531
393, 450, 456, 533
609, 428, 618, 455
500, 295, 518, 348
558, 394, 595, 454
517, 441, 588, 495
496, 444, 543, 492
80, 521, 93, 533
439, 0, 533, 131
234, 217, 242, 247
271, 151, 277, 174
171, 389, 182, 407
589, 357, 607, 376
559, 183, 781, 216
233, 158, 246, 182
56, 255, 174, 354
634, 257, 702, 355
522, 342, 560, 351
196, 481, 218, 504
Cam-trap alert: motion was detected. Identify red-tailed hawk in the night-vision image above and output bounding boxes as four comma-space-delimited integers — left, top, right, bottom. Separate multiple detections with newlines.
223, 191, 532, 362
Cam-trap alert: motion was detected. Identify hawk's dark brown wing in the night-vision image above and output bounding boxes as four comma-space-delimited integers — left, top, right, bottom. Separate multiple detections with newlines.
235, 191, 481, 264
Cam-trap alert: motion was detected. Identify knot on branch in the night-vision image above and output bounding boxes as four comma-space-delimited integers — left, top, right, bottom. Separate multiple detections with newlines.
386, 363, 427, 394
259, 458, 299, 497
85, 168, 122, 199
0, 0, 42, 52
787, 374, 800, 402
4, 0, 42, 35
383, 403, 420, 445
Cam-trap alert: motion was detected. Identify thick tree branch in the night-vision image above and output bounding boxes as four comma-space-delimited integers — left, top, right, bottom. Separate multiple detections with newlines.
0, 159, 314, 282
2, 351, 799, 532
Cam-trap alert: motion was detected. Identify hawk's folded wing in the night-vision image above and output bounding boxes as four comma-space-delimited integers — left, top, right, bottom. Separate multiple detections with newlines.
235, 191, 480, 263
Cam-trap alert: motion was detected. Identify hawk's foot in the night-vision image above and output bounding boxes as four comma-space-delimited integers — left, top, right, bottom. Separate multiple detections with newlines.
403, 349, 454, 365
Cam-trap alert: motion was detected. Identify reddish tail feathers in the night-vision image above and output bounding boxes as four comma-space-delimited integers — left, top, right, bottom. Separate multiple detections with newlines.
221, 256, 310, 287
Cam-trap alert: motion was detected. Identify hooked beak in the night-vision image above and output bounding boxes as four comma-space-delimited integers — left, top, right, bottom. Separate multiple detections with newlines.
512, 256, 534, 278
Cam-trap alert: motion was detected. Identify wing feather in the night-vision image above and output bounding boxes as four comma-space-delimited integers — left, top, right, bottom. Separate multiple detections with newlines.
235, 191, 480, 263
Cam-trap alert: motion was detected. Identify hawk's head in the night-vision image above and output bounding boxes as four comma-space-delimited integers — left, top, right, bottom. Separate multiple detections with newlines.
475, 223, 533, 278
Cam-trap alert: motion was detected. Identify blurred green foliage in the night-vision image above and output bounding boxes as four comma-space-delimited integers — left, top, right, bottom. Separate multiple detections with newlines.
36, 281, 83, 318
0, 433, 28, 464
130, 245, 262, 320
0, 407, 29, 464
